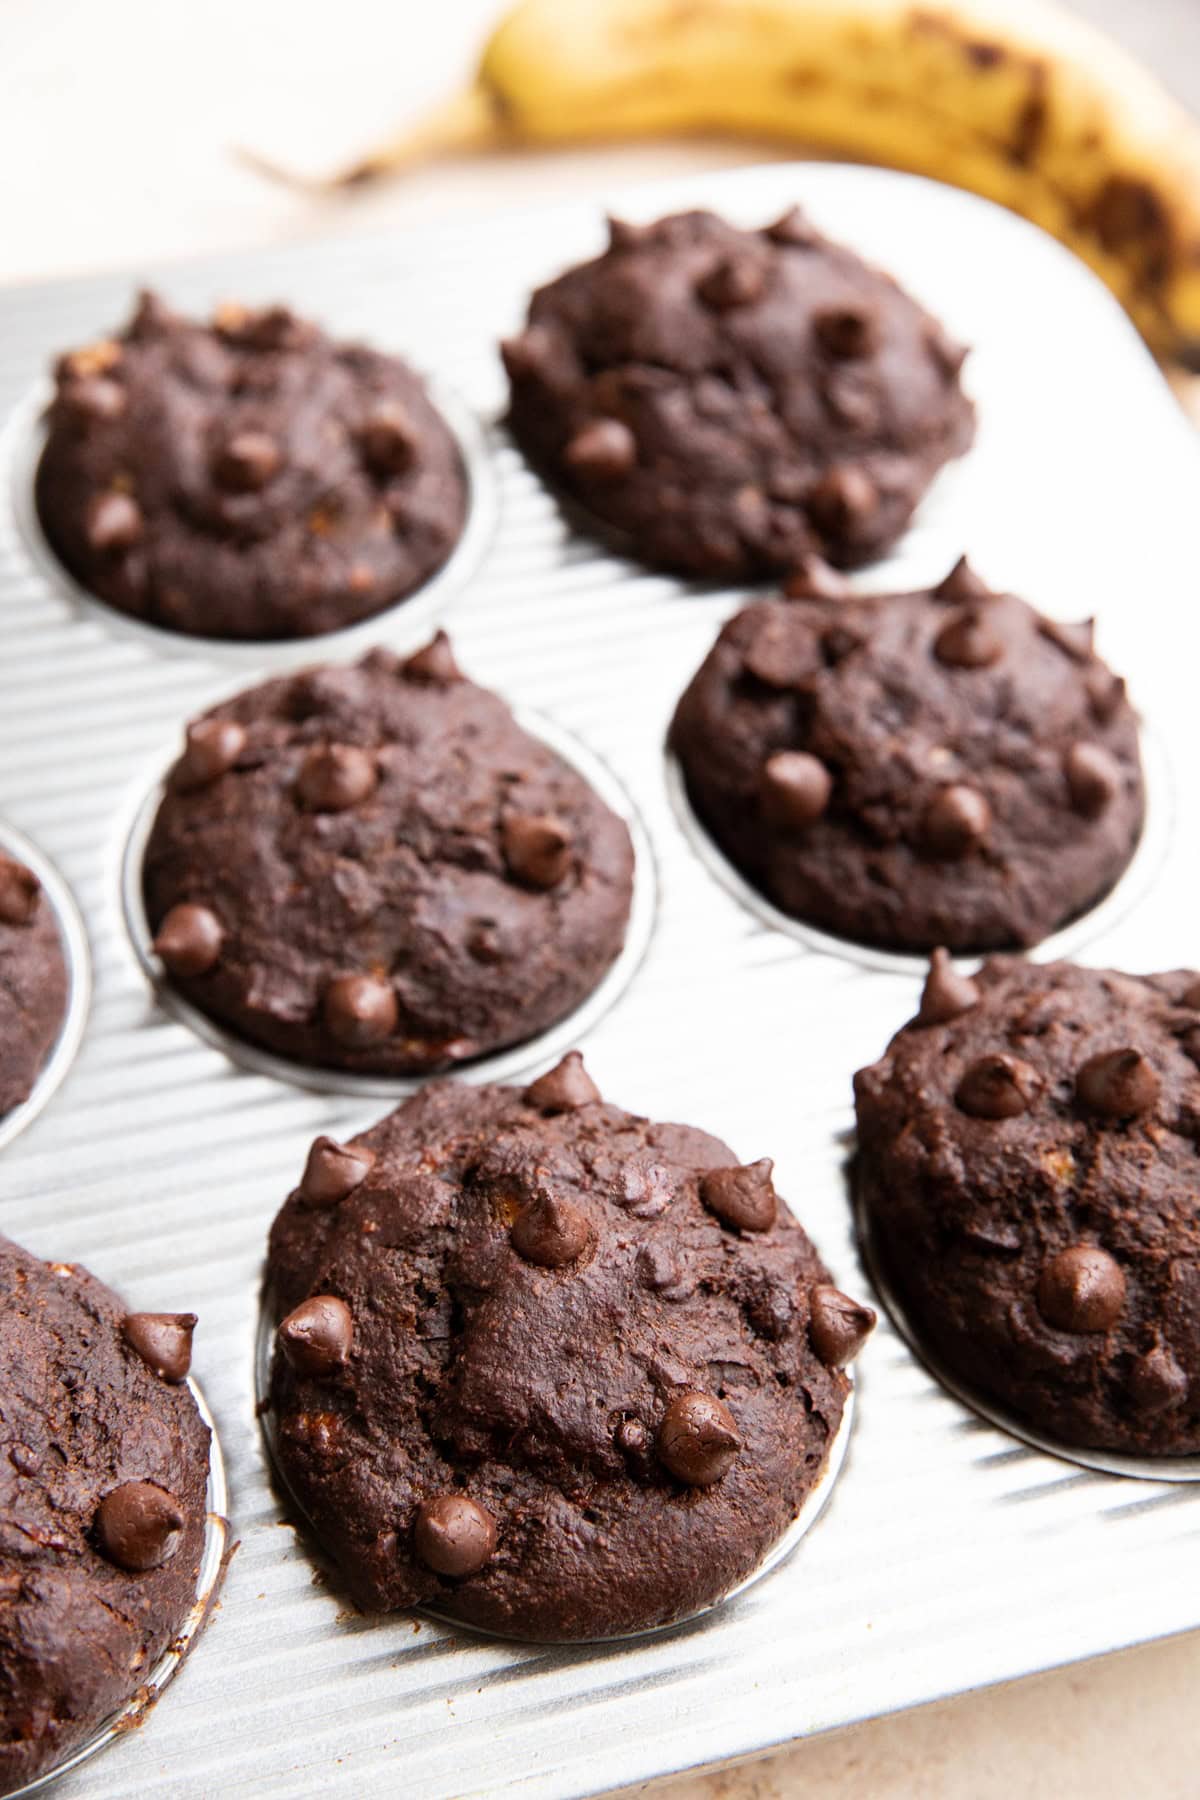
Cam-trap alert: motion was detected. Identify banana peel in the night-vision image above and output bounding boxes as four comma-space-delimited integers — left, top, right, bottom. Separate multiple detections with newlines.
295, 0, 1200, 366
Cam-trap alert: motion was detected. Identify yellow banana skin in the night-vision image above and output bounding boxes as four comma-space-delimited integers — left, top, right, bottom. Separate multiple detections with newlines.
344, 0, 1200, 363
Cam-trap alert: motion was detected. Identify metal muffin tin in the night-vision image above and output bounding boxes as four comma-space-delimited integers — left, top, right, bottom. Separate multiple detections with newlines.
0, 163, 1197, 1799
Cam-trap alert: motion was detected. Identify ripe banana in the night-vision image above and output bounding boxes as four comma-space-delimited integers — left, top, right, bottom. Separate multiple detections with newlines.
326, 0, 1200, 365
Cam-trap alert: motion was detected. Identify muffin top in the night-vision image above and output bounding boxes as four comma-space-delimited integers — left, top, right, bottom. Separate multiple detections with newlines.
0, 851, 68, 1118
0, 1235, 211, 1793
503, 208, 974, 579
266, 1060, 872, 1639
142, 642, 635, 1076
35, 292, 467, 640
670, 558, 1144, 952
855, 956, 1200, 1454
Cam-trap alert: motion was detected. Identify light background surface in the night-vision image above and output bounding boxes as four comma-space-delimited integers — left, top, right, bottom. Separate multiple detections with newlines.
1, 4, 1198, 1797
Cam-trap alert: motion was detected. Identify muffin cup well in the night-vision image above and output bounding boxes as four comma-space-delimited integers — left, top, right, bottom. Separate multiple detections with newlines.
664, 727, 1174, 978
7, 1377, 230, 1800
0, 818, 90, 1153
5, 375, 498, 668
122, 708, 657, 1098
852, 1170, 1200, 1483
254, 1297, 857, 1646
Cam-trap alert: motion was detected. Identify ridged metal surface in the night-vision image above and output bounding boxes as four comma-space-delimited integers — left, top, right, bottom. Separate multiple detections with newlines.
0, 164, 1197, 1800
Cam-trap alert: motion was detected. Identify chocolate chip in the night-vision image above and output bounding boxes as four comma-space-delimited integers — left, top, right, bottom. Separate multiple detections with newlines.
606, 215, 650, 251
1063, 742, 1122, 819
94, 1481, 185, 1572
173, 718, 247, 790
525, 1051, 601, 1113
635, 1242, 695, 1302
63, 376, 126, 423
216, 303, 298, 351
501, 814, 573, 889
813, 305, 877, 357
926, 324, 968, 378
697, 256, 766, 309
765, 206, 818, 247
277, 1294, 354, 1376
1086, 667, 1126, 723
808, 1284, 876, 1367
1037, 616, 1095, 662
511, 1190, 592, 1268
0, 858, 40, 927
323, 974, 398, 1047
564, 418, 637, 481
760, 751, 833, 830
153, 903, 223, 978
807, 465, 877, 537
955, 1052, 1041, 1119
1036, 1245, 1126, 1332
921, 785, 991, 859
122, 1312, 197, 1383
360, 405, 416, 476
1075, 1047, 1159, 1119
413, 1495, 497, 1577
934, 608, 1002, 669
1128, 1344, 1189, 1415
700, 1159, 777, 1233
934, 556, 990, 603
402, 630, 462, 684
657, 1392, 740, 1486
85, 491, 143, 553
499, 326, 555, 382
212, 429, 281, 493
299, 1136, 375, 1206
918, 948, 979, 1025
782, 553, 853, 601
297, 745, 378, 812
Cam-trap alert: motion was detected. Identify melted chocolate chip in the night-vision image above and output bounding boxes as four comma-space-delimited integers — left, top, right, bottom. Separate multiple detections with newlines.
697, 255, 766, 310
782, 553, 853, 601
212, 429, 281, 493
299, 1136, 375, 1206
511, 1191, 592, 1268
501, 814, 573, 889
657, 1392, 740, 1486
153, 903, 223, 978
765, 206, 819, 247
700, 1159, 778, 1233
360, 405, 416, 476
122, 1312, 197, 1383
296, 744, 378, 812
921, 785, 991, 859
917, 948, 979, 1025
85, 491, 142, 553
323, 974, 398, 1047
277, 1295, 354, 1376
413, 1495, 497, 1577
813, 304, 877, 357
94, 1481, 185, 1572
955, 1052, 1041, 1119
0, 858, 40, 927
525, 1052, 601, 1113
1128, 1344, 1189, 1415
1075, 1047, 1159, 1119
565, 419, 637, 480
760, 751, 833, 830
808, 464, 877, 537
174, 718, 246, 790
1063, 742, 1122, 819
808, 1284, 876, 1367
1037, 1245, 1126, 1333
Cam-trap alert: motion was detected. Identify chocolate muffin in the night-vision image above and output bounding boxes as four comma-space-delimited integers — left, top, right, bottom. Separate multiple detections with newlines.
0, 1235, 211, 1793
670, 558, 1144, 953
35, 292, 467, 640
502, 208, 974, 579
265, 1057, 873, 1639
142, 642, 635, 1076
855, 957, 1200, 1455
0, 852, 69, 1119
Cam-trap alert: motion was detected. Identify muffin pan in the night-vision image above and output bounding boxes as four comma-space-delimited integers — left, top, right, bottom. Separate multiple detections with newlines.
0, 162, 1197, 1798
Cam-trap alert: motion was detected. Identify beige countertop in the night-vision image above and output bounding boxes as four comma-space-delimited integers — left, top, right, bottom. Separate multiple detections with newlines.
1, 2, 1196, 1793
